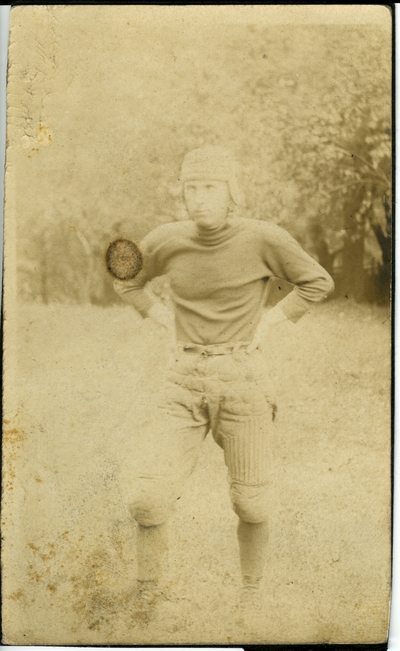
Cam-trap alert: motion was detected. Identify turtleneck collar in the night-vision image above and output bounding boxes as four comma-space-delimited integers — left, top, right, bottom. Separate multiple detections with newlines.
194, 217, 239, 246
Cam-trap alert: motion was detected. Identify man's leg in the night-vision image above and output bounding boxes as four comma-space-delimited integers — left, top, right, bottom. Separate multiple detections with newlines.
237, 518, 268, 608
126, 484, 174, 615
125, 382, 209, 612
135, 522, 168, 608
216, 368, 274, 610
230, 480, 270, 609
237, 518, 268, 580
130, 476, 202, 615
137, 522, 168, 583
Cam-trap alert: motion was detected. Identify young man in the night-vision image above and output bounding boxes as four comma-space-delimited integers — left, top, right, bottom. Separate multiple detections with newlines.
114, 145, 334, 616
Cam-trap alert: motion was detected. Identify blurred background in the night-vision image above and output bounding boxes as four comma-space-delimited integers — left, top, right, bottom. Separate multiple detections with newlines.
9, 7, 391, 307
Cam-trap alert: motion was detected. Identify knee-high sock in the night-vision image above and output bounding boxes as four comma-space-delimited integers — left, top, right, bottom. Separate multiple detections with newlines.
237, 519, 268, 582
137, 523, 168, 583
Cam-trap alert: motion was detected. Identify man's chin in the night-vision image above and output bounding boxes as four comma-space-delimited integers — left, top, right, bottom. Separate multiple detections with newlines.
193, 217, 224, 230
197, 221, 214, 230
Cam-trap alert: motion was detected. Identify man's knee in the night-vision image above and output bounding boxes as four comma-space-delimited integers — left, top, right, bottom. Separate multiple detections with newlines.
129, 495, 176, 526
129, 483, 177, 526
230, 481, 269, 523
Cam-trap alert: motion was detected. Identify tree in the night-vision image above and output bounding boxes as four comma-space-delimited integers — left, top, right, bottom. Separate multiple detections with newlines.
276, 26, 391, 302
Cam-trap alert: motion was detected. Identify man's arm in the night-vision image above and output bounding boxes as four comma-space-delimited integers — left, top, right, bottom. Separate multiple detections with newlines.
114, 277, 156, 313
113, 232, 175, 332
247, 223, 334, 352
262, 223, 335, 323
112, 233, 157, 316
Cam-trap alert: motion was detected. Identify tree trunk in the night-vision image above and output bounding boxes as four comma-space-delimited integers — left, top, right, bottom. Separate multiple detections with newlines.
341, 234, 366, 301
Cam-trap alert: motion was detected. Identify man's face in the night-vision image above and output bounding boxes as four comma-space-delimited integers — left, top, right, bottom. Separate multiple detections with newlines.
183, 180, 231, 230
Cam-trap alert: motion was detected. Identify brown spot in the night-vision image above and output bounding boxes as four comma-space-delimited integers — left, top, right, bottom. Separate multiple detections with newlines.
70, 547, 137, 629
3, 428, 26, 445
40, 552, 55, 561
47, 584, 57, 593
34, 476, 42, 483
39, 125, 52, 141
105, 239, 143, 280
27, 542, 56, 561
28, 542, 40, 552
9, 589, 24, 601
3, 422, 25, 489
37, 125, 52, 145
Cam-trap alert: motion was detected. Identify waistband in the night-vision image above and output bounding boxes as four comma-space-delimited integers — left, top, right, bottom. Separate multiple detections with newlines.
178, 341, 251, 356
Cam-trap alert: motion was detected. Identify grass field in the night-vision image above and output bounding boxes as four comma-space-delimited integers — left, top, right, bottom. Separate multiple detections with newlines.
3, 297, 391, 645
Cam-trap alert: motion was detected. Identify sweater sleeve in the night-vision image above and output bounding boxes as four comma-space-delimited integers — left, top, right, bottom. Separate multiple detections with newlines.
262, 224, 335, 323
113, 232, 159, 316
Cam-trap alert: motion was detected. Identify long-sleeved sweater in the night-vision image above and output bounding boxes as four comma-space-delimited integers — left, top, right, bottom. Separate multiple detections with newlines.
115, 217, 334, 345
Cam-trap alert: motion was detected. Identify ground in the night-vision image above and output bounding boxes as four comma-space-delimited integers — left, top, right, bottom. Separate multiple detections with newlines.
2, 297, 391, 645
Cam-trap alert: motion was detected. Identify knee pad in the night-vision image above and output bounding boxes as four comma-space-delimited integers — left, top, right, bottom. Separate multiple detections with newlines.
130, 500, 174, 527
230, 481, 269, 523
129, 481, 177, 526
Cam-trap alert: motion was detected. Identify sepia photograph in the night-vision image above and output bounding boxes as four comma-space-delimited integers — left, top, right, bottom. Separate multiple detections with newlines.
1, 4, 393, 646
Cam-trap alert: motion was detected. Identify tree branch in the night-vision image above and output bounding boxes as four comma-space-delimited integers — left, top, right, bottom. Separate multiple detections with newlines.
332, 143, 390, 188
327, 179, 389, 194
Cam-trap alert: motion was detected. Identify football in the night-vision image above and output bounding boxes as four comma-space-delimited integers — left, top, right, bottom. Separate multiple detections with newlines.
106, 239, 143, 280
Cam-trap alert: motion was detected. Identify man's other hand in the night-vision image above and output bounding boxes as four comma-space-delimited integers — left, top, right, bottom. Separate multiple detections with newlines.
147, 302, 176, 333
247, 305, 288, 354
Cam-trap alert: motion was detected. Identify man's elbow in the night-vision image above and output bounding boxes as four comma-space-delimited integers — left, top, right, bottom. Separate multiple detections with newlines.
321, 274, 335, 300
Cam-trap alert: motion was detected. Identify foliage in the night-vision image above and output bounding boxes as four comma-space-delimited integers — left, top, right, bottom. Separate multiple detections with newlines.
15, 15, 391, 304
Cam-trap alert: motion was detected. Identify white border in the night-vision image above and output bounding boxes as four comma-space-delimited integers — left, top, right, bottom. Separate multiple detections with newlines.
0, 4, 395, 650
389, 4, 398, 647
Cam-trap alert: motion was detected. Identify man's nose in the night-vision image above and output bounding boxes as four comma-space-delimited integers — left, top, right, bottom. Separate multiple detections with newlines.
193, 189, 207, 206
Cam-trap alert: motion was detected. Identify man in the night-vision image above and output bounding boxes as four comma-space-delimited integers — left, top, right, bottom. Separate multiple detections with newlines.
114, 145, 334, 618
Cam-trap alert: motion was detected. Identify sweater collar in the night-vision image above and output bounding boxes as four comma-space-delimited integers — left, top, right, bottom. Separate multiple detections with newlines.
194, 217, 239, 246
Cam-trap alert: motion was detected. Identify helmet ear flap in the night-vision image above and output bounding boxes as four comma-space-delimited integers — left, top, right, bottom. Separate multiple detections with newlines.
227, 177, 246, 208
